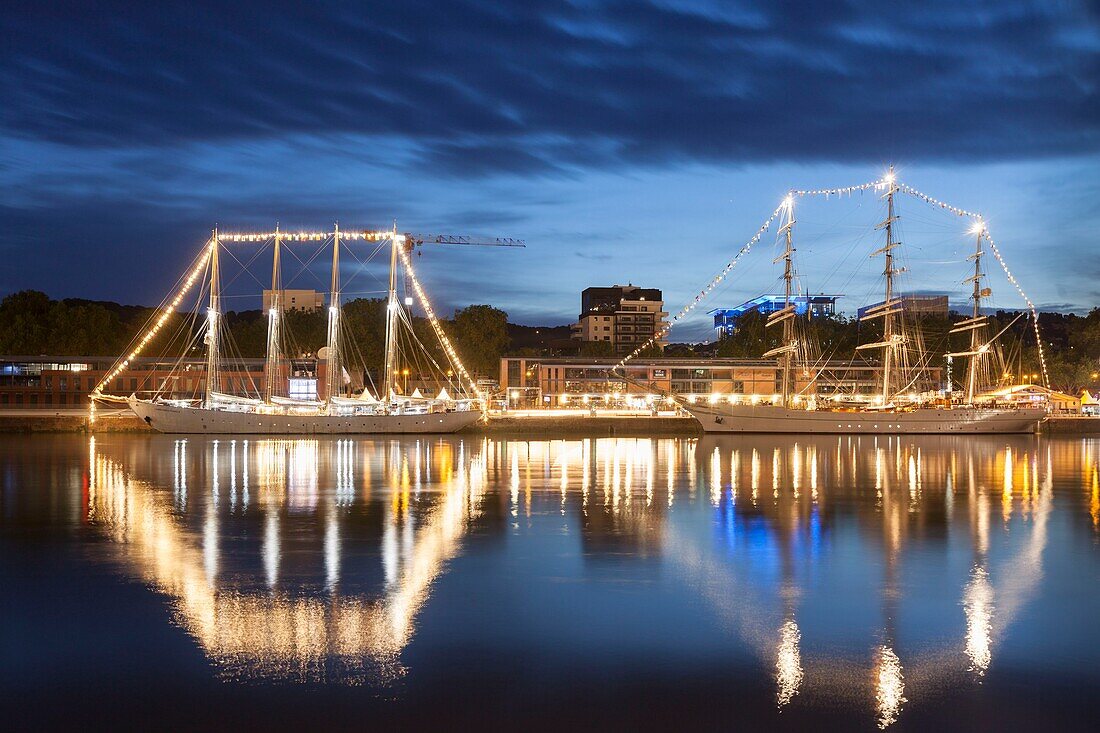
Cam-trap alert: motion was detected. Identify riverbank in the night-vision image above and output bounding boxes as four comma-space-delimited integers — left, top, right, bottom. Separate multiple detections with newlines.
2, 410, 1098, 436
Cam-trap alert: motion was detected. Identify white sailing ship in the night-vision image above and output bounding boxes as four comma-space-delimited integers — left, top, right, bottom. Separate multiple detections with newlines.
100, 224, 499, 434
676, 171, 1046, 434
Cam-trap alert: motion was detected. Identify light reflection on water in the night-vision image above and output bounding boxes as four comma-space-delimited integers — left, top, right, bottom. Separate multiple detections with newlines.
4, 433, 1100, 728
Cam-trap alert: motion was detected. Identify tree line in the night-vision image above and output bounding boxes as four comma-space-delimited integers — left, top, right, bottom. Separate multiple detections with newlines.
0, 291, 509, 379
3, 290, 1100, 392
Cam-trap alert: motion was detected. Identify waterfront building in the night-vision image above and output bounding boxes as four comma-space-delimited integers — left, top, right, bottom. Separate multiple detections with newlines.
571, 285, 668, 355
0, 355, 335, 407
710, 294, 839, 338
499, 356, 942, 407
261, 288, 325, 312
857, 294, 949, 320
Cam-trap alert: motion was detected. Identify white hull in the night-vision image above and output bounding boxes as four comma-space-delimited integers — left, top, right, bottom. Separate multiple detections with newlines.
682, 402, 1044, 434
129, 398, 482, 435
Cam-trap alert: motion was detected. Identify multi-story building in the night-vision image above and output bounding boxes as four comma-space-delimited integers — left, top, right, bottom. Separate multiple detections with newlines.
710, 294, 839, 338
500, 356, 943, 407
857, 294, 949, 320
262, 289, 325, 313
571, 285, 668, 355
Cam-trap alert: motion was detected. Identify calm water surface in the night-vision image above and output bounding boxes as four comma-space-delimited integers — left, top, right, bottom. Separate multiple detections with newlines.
2, 434, 1098, 730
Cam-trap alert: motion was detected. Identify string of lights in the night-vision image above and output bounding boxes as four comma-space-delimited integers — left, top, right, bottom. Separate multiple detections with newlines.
396, 241, 485, 408
91, 236, 216, 400
794, 178, 886, 198
616, 202, 786, 369
896, 183, 1049, 387
219, 230, 394, 242
896, 183, 981, 219
620, 174, 1050, 389
981, 230, 1050, 387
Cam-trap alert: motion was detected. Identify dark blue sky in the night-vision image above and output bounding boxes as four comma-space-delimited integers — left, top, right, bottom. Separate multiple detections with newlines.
2, 1, 1098, 338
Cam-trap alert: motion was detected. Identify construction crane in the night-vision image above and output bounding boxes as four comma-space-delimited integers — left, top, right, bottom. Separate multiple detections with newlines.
406, 233, 525, 248
393, 232, 525, 304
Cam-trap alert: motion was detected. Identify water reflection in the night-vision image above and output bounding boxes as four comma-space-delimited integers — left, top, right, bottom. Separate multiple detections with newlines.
86, 436, 488, 683
66, 434, 1093, 725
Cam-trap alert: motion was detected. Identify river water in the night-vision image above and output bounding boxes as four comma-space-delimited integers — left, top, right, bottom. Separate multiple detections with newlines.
1, 433, 1097, 730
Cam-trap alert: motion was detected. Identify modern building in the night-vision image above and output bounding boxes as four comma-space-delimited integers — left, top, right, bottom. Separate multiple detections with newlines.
0, 355, 334, 408
500, 356, 942, 407
571, 285, 668, 355
710, 294, 839, 338
857, 294, 949, 320
262, 289, 325, 313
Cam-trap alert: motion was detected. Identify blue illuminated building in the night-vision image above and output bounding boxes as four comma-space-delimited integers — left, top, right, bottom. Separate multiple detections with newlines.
710, 294, 839, 338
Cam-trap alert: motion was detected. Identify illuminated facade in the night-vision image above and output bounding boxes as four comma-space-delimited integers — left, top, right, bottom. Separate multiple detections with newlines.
710, 294, 839, 337
499, 357, 943, 407
0, 355, 333, 407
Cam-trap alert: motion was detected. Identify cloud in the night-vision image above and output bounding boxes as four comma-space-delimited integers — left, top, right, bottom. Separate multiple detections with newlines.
3, 1, 1097, 174
2, 1, 1099, 322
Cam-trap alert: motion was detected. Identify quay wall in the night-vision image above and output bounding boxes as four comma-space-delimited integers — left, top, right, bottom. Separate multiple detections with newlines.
1038, 416, 1100, 434
1, 411, 1097, 436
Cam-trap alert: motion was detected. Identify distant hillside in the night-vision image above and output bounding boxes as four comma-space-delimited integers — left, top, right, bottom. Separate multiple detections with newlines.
506, 323, 573, 352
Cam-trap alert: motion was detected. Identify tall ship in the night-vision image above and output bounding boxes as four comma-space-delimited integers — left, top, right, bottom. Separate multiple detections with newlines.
655, 171, 1047, 434
93, 225, 516, 434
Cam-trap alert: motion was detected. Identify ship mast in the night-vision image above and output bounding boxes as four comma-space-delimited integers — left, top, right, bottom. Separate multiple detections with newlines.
880, 175, 900, 404
855, 171, 906, 404
203, 228, 221, 406
325, 223, 342, 402
763, 195, 798, 407
781, 199, 796, 407
946, 223, 991, 403
263, 226, 282, 402
382, 222, 401, 404
965, 227, 985, 403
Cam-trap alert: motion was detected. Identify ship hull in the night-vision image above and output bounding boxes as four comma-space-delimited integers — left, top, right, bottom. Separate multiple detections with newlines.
682, 402, 1044, 434
128, 398, 482, 435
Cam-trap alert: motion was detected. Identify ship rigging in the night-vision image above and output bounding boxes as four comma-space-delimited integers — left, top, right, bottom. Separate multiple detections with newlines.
90, 225, 523, 434
619, 168, 1048, 434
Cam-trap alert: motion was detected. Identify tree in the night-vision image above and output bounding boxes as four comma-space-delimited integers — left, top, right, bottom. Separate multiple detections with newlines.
448, 304, 509, 376
578, 339, 614, 357
0, 290, 52, 353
